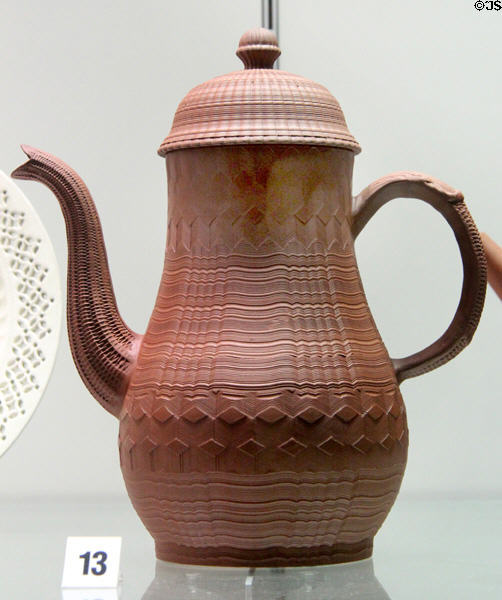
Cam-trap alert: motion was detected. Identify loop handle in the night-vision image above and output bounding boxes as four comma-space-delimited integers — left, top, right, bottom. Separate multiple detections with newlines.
352, 172, 486, 383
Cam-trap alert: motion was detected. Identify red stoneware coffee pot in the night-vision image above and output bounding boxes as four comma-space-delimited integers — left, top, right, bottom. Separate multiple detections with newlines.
12, 29, 486, 566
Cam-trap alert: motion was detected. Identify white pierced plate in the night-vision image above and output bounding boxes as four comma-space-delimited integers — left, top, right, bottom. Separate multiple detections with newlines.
0, 171, 61, 456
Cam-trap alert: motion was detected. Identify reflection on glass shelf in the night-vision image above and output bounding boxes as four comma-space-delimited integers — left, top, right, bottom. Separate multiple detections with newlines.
62, 588, 119, 600
3, 498, 501, 598
142, 558, 390, 600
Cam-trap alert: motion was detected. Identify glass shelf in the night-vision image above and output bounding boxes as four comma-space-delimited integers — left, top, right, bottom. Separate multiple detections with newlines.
1, 495, 501, 599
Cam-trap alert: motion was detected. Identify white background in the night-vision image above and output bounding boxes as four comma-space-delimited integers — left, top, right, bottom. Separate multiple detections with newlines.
0, 0, 500, 499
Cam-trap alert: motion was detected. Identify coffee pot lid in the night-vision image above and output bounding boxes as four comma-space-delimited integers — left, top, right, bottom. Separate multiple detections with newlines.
158, 28, 361, 156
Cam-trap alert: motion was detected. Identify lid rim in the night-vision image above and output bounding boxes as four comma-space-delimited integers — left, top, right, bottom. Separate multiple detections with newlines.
158, 135, 361, 157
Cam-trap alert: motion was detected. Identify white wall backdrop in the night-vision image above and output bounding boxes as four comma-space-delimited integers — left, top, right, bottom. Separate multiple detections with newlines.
0, 0, 500, 498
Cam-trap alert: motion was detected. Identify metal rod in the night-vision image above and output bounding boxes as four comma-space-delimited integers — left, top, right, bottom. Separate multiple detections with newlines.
261, 0, 280, 68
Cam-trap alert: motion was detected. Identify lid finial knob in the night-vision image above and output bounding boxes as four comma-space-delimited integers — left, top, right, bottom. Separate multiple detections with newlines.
236, 28, 281, 69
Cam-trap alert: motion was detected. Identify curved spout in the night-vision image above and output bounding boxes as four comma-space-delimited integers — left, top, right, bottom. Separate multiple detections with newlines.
12, 145, 142, 418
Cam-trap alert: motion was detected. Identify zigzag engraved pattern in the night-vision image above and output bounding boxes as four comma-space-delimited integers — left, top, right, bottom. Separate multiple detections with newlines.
120, 387, 407, 474
130, 146, 397, 393
121, 145, 407, 565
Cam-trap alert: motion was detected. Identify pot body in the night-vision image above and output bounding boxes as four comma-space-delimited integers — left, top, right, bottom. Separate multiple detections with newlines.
119, 145, 407, 566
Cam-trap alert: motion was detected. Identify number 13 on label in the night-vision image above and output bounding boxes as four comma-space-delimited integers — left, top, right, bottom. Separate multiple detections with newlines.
61, 537, 122, 589
79, 551, 108, 576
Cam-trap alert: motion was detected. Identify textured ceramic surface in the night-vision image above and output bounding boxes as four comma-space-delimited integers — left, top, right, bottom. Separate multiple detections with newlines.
11, 147, 141, 419
11, 28, 487, 566
0, 171, 61, 456
158, 28, 361, 155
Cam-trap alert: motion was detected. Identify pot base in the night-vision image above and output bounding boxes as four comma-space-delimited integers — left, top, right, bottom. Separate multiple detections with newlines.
155, 538, 373, 567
